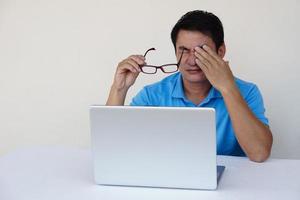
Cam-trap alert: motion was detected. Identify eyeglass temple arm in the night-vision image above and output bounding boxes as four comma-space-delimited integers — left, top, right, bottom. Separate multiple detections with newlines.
143, 48, 156, 57
177, 49, 184, 65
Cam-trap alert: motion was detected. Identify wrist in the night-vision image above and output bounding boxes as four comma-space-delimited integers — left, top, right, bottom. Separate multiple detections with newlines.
111, 83, 129, 94
219, 82, 239, 97
106, 85, 128, 106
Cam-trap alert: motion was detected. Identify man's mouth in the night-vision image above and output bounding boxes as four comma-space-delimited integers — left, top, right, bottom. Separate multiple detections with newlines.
187, 68, 202, 73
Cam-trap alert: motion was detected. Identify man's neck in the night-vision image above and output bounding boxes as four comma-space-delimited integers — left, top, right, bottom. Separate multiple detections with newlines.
182, 79, 212, 105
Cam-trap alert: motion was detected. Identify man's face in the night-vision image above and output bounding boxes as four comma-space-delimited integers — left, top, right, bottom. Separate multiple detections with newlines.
176, 30, 221, 84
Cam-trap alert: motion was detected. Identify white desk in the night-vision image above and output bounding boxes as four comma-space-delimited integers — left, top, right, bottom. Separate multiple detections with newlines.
0, 146, 299, 200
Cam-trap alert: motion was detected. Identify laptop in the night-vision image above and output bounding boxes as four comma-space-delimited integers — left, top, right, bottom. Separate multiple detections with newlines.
90, 105, 225, 190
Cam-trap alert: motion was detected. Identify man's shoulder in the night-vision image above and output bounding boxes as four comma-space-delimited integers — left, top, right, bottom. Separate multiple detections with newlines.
235, 77, 256, 87
234, 77, 259, 97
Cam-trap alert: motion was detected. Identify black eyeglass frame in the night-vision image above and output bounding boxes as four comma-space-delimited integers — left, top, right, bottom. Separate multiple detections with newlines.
139, 48, 184, 74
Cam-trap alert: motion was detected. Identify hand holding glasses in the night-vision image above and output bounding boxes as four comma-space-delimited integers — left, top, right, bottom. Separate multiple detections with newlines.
139, 48, 184, 74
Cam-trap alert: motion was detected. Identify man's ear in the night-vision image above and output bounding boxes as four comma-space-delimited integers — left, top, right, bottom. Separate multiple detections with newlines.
217, 42, 226, 58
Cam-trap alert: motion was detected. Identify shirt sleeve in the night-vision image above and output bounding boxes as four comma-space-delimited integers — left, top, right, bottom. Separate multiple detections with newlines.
245, 85, 269, 126
130, 87, 150, 106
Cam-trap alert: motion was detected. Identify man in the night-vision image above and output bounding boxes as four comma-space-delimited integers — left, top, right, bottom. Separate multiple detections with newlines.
106, 10, 273, 162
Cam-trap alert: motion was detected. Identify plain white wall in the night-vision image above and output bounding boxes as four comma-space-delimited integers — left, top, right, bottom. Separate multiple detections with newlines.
0, 0, 299, 159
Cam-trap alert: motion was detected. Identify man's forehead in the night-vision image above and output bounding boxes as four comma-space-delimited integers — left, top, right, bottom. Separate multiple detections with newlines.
176, 30, 213, 49
178, 45, 195, 50
177, 44, 204, 51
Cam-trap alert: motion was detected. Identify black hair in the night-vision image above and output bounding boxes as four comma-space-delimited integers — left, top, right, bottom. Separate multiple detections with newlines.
171, 10, 224, 50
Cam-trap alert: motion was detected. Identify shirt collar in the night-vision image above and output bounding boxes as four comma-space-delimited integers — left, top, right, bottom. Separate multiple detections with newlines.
171, 73, 186, 98
171, 73, 222, 101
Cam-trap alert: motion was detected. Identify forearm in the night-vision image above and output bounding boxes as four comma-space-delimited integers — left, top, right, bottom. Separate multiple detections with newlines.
106, 85, 128, 106
221, 85, 273, 162
193, 44, 272, 161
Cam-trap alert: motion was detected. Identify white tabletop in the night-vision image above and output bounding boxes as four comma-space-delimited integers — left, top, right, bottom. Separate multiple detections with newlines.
0, 146, 299, 200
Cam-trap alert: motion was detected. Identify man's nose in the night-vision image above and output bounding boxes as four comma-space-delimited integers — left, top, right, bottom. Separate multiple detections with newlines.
187, 50, 196, 66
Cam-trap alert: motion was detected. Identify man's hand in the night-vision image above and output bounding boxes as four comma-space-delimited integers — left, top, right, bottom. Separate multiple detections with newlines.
106, 54, 145, 106
195, 45, 273, 162
112, 55, 145, 91
194, 45, 235, 93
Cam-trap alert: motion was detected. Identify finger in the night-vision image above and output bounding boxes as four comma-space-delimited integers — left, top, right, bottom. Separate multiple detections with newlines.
202, 45, 223, 63
131, 55, 146, 61
194, 51, 212, 69
136, 55, 146, 61
118, 60, 139, 73
119, 64, 137, 73
195, 47, 218, 67
120, 58, 141, 72
195, 58, 209, 74
129, 55, 146, 65
126, 59, 142, 72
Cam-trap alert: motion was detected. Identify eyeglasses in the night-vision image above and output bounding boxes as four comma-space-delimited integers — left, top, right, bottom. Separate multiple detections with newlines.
139, 48, 184, 74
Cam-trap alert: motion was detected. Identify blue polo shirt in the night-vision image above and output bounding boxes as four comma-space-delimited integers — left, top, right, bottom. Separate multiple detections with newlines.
130, 72, 269, 156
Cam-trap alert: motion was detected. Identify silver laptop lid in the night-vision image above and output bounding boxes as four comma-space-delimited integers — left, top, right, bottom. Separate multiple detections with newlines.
90, 106, 217, 190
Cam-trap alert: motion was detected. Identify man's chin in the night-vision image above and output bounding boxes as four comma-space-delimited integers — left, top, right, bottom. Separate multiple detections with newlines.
181, 72, 208, 83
